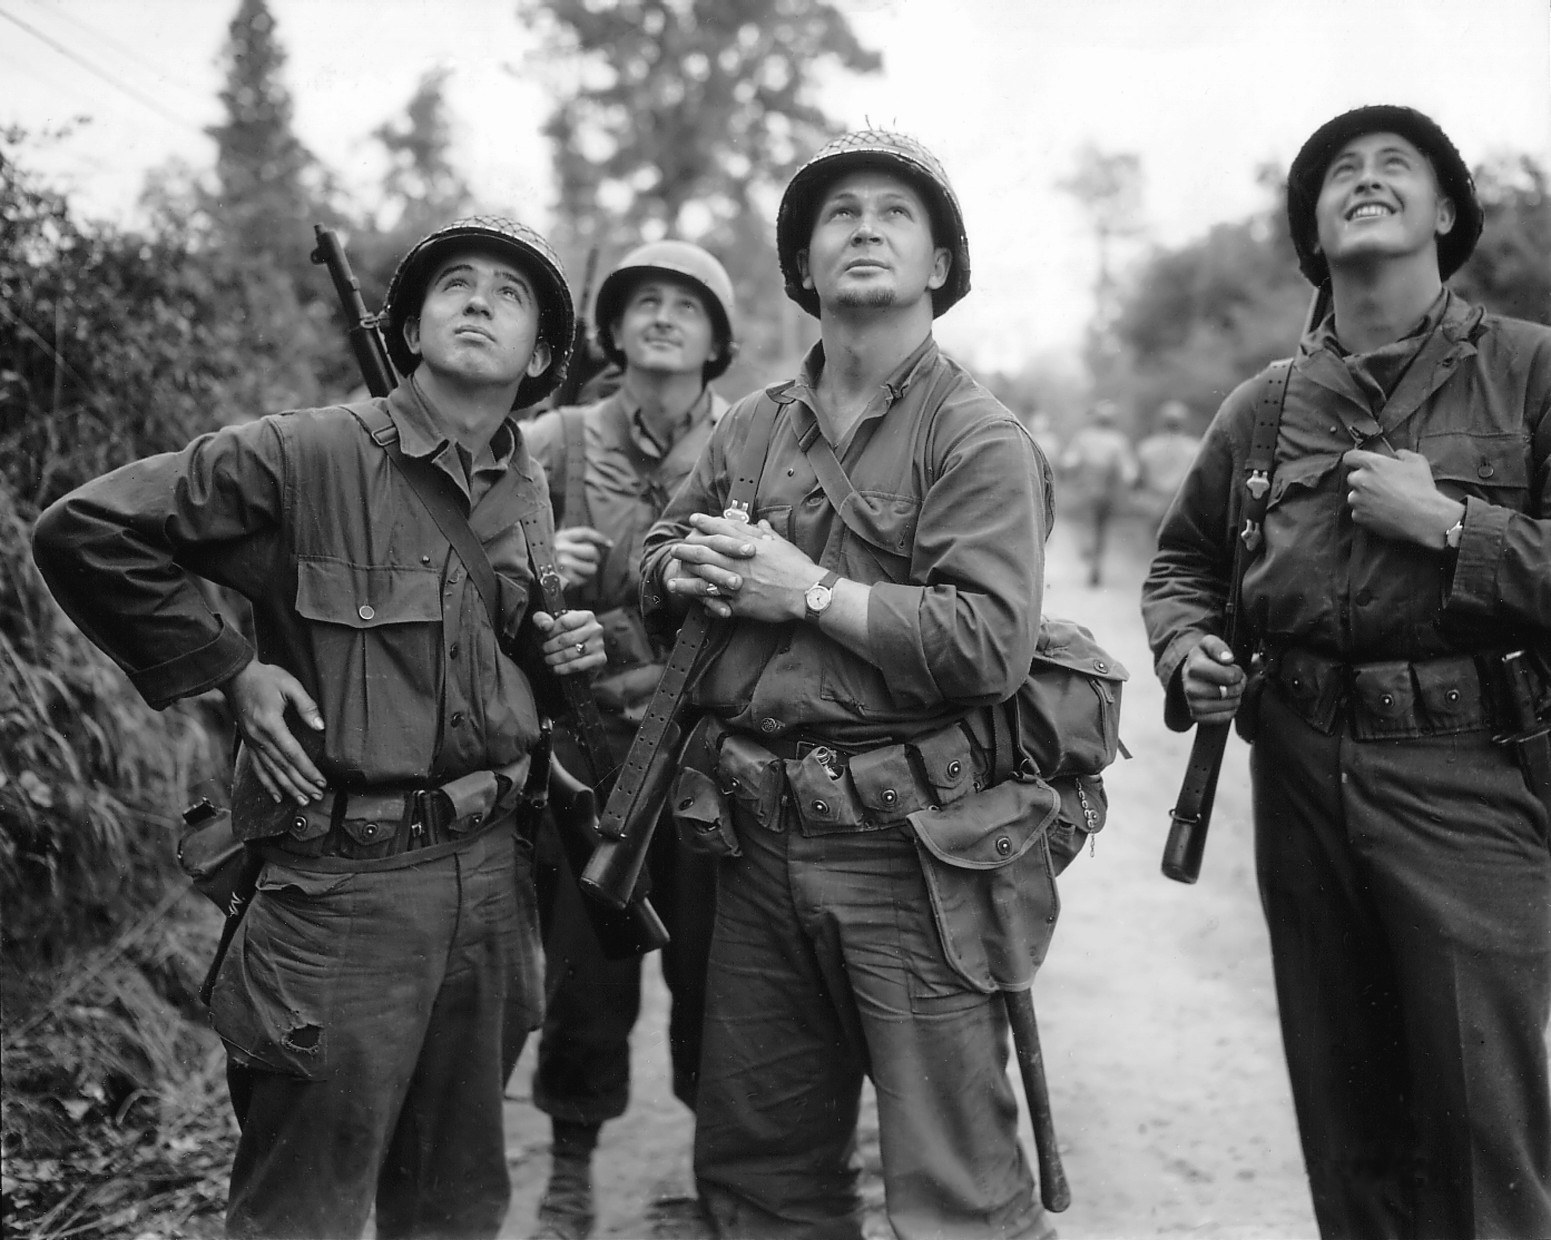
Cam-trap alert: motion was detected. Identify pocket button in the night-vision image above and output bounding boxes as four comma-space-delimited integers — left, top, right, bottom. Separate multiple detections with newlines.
995, 836, 1012, 855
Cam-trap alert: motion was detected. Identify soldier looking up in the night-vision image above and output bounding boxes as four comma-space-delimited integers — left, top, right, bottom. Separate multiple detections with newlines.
520, 240, 737, 1239
641, 129, 1059, 1240
1143, 106, 1551, 1240
32, 217, 608, 1239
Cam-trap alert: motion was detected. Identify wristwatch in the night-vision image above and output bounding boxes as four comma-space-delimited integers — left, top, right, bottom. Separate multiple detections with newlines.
803, 571, 840, 623
1444, 516, 1464, 551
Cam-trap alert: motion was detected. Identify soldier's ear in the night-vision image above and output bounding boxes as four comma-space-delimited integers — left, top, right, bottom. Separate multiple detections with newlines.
927, 246, 950, 292
403, 316, 421, 357
526, 339, 553, 378
797, 248, 813, 290
1434, 194, 1457, 239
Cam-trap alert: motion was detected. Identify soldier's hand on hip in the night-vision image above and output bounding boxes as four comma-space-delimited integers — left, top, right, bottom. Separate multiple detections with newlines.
532, 609, 607, 675
222, 660, 326, 806
1182, 636, 1244, 724
554, 526, 612, 588
1344, 448, 1464, 548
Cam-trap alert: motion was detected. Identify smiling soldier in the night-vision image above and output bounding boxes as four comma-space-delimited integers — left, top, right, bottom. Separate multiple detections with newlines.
32, 216, 608, 1239
1142, 107, 1551, 1239
519, 241, 737, 1238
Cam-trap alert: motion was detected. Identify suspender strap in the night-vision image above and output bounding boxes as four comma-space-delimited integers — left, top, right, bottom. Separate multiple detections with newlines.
594, 391, 785, 842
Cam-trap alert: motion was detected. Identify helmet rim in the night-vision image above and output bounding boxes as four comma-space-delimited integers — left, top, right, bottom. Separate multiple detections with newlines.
383, 216, 575, 408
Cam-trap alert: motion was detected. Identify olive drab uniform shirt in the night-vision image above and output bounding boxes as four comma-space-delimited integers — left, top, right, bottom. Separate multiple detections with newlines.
640, 337, 1052, 748
523, 384, 726, 721
1144, 290, 1551, 728
32, 382, 556, 837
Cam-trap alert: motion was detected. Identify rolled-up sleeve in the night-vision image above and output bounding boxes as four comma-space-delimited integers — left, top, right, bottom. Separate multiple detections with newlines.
868, 411, 1047, 708
32, 419, 286, 708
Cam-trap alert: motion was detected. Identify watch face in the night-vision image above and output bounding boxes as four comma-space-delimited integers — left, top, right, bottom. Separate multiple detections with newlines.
805, 585, 829, 612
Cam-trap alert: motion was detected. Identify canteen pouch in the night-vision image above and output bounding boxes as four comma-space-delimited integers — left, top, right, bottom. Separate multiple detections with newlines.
671, 716, 740, 858
1015, 618, 1128, 779
178, 798, 253, 912
907, 776, 1061, 992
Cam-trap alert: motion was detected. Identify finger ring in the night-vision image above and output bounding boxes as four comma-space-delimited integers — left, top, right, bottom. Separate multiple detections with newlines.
704, 584, 719, 597
575, 642, 586, 654
1218, 684, 1228, 700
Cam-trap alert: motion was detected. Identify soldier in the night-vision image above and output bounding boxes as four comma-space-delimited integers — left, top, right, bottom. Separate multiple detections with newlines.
1142, 106, 1551, 1239
641, 130, 1057, 1238
32, 217, 607, 1239
1133, 399, 1202, 535
1058, 400, 1138, 585
520, 240, 737, 1239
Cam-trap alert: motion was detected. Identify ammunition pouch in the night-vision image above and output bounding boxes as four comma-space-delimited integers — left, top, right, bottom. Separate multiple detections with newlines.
670, 715, 741, 859
1267, 648, 1496, 739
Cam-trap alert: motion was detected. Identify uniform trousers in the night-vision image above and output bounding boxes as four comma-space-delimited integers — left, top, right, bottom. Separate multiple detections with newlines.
693, 802, 1047, 1240
216, 824, 543, 1239
1250, 688, 1551, 1240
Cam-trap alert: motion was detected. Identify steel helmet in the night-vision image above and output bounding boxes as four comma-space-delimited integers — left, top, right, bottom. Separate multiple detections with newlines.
592, 240, 738, 380
776, 128, 971, 319
383, 215, 575, 408
1286, 104, 1483, 287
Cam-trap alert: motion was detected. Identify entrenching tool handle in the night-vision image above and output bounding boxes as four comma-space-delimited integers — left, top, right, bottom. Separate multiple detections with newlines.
1005, 987, 1070, 1212
1163, 721, 1229, 883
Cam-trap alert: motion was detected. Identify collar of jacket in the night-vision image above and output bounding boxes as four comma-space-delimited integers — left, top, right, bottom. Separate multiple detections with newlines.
386, 380, 537, 483
1294, 290, 1487, 436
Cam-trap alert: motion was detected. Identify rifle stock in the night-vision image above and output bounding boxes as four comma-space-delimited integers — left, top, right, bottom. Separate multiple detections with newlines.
579, 710, 686, 909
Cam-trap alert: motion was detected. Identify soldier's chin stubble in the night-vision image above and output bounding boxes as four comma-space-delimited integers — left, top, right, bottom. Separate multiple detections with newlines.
834, 286, 897, 309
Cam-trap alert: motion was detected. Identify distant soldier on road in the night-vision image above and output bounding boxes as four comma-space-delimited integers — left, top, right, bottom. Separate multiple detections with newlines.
1133, 399, 1202, 535
1059, 399, 1137, 585
32, 217, 607, 1239
520, 240, 737, 1239
641, 129, 1058, 1240
1143, 106, 1551, 1239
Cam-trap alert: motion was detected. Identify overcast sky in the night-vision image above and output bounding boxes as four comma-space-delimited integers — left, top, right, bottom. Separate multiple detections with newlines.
4, 0, 1548, 370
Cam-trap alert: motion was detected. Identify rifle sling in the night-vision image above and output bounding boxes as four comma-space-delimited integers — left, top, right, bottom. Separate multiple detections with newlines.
595, 391, 784, 841
1171, 360, 1291, 827
344, 403, 614, 782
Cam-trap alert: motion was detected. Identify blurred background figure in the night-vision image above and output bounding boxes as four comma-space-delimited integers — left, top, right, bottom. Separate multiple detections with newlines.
1058, 399, 1138, 585
1133, 399, 1202, 536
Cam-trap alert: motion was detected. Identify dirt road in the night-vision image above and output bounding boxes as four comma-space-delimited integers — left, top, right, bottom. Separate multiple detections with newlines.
500, 525, 1318, 1240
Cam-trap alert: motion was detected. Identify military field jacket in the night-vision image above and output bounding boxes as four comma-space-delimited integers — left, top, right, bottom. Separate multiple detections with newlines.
32, 383, 552, 787
1143, 292, 1551, 729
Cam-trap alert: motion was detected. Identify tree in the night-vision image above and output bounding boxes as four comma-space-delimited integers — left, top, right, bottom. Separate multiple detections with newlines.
371, 67, 471, 239
518, 0, 881, 387
1453, 154, 1551, 327
205, 0, 322, 273
1059, 145, 1147, 351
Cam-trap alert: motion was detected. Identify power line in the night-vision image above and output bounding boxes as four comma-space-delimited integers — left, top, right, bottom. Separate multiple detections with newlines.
15, 0, 213, 106
0, 6, 206, 136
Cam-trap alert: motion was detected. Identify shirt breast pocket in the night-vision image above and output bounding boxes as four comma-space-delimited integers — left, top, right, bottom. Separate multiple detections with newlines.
294, 556, 443, 771
835, 491, 919, 584
1420, 431, 1530, 509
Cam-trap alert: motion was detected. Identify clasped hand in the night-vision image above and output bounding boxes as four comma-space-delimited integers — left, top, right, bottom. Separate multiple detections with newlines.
665, 513, 817, 621
1344, 448, 1463, 548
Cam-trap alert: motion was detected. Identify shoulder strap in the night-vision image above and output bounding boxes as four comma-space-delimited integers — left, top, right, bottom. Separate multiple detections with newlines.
1224, 358, 1291, 650
558, 406, 589, 529
595, 390, 786, 842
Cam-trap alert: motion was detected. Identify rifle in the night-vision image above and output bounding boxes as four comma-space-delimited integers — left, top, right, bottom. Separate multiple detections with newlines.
1162, 283, 1327, 883
310, 224, 667, 957
548, 245, 600, 409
